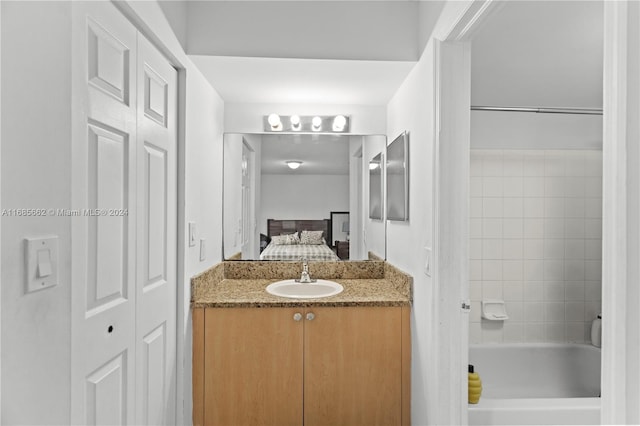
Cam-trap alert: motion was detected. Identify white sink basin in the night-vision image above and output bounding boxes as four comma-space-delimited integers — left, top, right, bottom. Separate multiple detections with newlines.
266, 279, 344, 299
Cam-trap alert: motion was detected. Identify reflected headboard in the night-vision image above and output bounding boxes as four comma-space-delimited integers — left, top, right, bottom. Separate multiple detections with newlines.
267, 219, 332, 244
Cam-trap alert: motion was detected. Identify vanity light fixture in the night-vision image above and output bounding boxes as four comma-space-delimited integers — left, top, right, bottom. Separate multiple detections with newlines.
267, 113, 282, 131
286, 161, 303, 170
263, 115, 350, 133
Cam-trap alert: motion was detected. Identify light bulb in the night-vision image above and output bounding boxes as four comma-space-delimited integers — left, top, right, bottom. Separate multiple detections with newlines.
290, 115, 301, 130
333, 115, 347, 131
312, 116, 322, 131
369, 162, 379, 170
286, 161, 302, 170
268, 113, 281, 130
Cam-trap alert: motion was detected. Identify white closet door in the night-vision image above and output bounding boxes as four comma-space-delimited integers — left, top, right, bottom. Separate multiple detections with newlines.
135, 34, 177, 426
71, 3, 137, 424
71, 3, 178, 425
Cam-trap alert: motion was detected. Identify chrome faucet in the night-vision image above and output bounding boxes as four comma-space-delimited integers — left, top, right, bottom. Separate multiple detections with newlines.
296, 258, 316, 283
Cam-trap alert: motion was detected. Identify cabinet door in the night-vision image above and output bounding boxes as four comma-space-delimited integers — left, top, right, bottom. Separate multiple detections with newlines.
304, 307, 403, 426
203, 308, 304, 426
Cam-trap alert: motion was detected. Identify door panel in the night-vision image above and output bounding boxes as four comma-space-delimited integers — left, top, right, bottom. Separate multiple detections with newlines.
304, 307, 403, 426
85, 352, 128, 426
204, 308, 304, 426
135, 34, 177, 426
72, 3, 137, 424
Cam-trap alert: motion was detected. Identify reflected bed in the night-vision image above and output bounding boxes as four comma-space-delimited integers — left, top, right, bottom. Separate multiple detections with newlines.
260, 219, 340, 261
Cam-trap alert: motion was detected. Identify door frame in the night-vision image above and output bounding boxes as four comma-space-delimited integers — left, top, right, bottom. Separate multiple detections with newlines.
436, 0, 617, 424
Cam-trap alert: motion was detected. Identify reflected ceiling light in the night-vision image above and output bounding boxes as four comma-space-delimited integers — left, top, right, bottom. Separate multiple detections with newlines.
369, 162, 380, 170
312, 116, 322, 131
290, 115, 301, 131
286, 161, 303, 170
268, 113, 282, 131
333, 115, 347, 132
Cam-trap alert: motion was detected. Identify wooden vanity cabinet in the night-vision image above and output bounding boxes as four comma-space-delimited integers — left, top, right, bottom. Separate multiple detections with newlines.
193, 306, 411, 426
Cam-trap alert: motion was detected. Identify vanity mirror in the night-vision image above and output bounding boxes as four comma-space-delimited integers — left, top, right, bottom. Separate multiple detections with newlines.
223, 133, 387, 261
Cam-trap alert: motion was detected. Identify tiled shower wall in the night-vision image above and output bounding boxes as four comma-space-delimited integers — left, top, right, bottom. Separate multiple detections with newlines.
469, 150, 602, 344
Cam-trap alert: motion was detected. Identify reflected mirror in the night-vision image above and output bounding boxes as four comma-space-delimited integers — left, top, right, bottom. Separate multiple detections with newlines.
223, 133, 387, 261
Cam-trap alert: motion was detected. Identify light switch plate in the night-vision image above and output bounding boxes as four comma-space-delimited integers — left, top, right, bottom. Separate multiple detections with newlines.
189, 222, 197, 247
424, 247, 432, 277
25, 236, 58, 293
199, 238, 206, 261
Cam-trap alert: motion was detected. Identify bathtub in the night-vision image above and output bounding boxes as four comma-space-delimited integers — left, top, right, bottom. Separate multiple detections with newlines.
468, 343, 601, 425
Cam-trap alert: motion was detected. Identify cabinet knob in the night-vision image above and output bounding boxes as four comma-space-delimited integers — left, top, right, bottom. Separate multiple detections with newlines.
293, 313, 303, 321
306, 312, 315, 321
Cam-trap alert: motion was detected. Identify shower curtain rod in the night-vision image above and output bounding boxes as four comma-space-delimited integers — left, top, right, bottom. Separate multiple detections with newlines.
470, 105, 603, 115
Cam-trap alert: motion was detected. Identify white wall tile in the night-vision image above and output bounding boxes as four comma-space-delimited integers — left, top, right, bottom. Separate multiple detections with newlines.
564, 281, 585, 301
503, 260, 523, 280
523, 218, 544, 238
523, 177, 545, 197
483, 281, 503, 299
544, 260, 564, 280
506, 300, 524, 321
545, 322, 566, 342
469, 149, 602, 344
524, 239, 544, 259
523, 282, 543, 301
545, 177, 565, 197
503, 239, 523, 259
503, 323, 524, 343
564, 240, 585, 259
544, 282, 565, 301
524, 260, 544, 280
545, 302, 565, 322
483, 198, 503, 217
503, 218, 523, 238
524, 323, 545, 342
483, 218, 503, 238
503, 198, 523, 218
482, 260, 503, 280
523, 198, 545, 218
565, 301, 585, 322
565, 198, 586, 218
585, 177, 602, 197
503, 177, 523, 197
483, 177, 503, 197
503, 283, 524, 301
524, 302, 544, 322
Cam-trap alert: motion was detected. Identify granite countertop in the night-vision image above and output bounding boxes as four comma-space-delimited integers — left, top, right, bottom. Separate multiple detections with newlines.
191, 261, 412, 308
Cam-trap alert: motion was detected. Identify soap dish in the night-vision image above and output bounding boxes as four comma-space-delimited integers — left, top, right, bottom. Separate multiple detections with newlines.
482, 299, 509, 321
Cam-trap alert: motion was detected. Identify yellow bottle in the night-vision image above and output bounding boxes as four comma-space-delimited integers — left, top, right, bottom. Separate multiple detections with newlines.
468, 364, 482, 404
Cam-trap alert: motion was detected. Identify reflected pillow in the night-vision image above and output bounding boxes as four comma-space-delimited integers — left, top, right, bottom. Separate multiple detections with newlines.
271, 233, 299, 245
300, 230, 324, 245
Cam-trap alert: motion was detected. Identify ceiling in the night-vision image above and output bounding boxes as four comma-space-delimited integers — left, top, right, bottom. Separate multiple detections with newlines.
162, 1, 603, 108
260, 134, 351, 175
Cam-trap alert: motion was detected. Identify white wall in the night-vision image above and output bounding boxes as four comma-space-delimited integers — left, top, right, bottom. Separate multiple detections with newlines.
1, 3, 72, 424
472, 111, 603, 150
260, 174, 349, 236
469, 149, 602, 344
1, 1, 225, 424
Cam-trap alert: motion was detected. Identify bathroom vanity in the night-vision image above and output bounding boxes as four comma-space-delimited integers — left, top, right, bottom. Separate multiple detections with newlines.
191, 261, 412, 426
